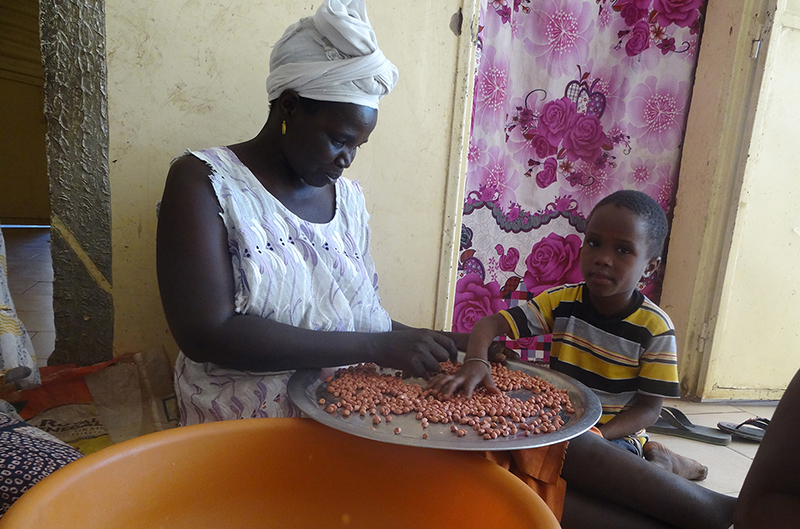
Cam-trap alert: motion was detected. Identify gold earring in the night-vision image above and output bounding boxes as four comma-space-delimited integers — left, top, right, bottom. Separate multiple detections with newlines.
281, 121, 286, 135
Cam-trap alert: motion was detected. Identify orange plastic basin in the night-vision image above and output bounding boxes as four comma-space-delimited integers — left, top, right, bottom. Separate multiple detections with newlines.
1, 418, 560, 528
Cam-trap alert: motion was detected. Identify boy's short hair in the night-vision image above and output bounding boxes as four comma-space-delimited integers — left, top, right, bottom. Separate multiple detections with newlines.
592, 190, 668, 259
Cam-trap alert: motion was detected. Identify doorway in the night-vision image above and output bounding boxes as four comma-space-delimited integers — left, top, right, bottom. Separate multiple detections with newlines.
0, 0, 49, 225
2, 0, 113, 366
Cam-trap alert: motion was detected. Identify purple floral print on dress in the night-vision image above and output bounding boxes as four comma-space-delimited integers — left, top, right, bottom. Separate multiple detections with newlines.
173, 147, 392, 425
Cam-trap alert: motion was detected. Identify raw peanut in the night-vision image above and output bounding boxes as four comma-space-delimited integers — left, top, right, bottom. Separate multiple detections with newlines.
394, 427, 402, 435
323, 361, 574, 441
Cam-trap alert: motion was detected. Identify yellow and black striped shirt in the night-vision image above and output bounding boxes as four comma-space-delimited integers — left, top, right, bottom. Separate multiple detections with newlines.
500, 283, 679, 424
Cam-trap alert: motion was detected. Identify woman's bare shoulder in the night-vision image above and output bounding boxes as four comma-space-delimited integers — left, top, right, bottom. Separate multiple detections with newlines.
160, 152, 220, 220
166, 152, 213, 186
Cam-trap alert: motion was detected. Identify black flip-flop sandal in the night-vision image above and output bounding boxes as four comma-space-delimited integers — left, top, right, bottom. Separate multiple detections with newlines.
648, 406, 732, 445
717, 417, 770, 442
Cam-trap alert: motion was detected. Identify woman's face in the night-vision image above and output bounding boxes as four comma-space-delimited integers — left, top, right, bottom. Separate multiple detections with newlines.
283, 100, 378, 188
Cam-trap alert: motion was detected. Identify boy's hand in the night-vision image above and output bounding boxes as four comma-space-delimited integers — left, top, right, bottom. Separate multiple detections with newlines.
599, 394, 663, 440
428, 313, 512, 398
427, 361, 500, 399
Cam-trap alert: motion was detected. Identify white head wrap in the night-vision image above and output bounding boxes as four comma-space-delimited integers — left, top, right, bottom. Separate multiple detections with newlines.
266, 0, 398, 109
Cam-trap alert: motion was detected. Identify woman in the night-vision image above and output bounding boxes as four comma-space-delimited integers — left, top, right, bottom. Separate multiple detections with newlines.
157, 0, 464, 424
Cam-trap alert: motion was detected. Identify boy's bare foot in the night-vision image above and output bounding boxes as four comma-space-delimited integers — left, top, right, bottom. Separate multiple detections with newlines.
643, 441, 709, 481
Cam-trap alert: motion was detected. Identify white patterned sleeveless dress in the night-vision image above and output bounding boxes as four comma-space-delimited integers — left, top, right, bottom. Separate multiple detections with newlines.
0, 229, 40, 389
173, 146, 392, 425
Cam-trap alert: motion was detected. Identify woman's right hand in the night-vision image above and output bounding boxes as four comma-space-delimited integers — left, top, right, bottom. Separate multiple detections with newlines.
369, 329, 458, 377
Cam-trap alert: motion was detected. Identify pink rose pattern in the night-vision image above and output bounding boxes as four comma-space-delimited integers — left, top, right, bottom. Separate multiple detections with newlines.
625, 20, 651, 56
456, 1, 704, 358
523, 234, 584, 296
452, 274, 507, 333
536, 157, 558, 189
607, 0, 704, 63
495, 244, 520, 272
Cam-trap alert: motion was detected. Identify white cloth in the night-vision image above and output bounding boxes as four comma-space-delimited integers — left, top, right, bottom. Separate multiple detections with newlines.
0, 230, 40, 390
174, 147, 392, 425
266, 0, 398, 108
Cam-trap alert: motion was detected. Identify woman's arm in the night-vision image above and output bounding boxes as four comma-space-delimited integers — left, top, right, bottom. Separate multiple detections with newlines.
435, 331, 469, 352
391, 321, 469, 353
156, 156, 456, 375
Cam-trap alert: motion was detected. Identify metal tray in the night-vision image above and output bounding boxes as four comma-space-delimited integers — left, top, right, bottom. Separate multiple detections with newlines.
288, 355, 601, 451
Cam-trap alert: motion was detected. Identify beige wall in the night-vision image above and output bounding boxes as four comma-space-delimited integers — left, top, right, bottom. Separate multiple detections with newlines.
105, 1, 467, 358
700, 0, 800, 399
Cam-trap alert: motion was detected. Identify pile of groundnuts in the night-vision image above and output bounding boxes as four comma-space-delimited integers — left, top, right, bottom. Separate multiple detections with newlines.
320, 361, 575, 441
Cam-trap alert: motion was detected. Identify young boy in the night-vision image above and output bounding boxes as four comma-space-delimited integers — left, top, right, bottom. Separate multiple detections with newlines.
432, 190, 706, 480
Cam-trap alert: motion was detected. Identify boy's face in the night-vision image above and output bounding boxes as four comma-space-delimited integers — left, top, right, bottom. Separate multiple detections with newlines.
579, 204, 661, 316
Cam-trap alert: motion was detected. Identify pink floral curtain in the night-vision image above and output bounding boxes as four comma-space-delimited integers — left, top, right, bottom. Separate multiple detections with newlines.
452, 0, 705, 360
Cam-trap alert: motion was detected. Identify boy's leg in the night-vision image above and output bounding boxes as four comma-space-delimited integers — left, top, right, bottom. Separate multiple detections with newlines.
642, 440, 708, 481
562, 431, 735, 529
607, 435, 643, 456
606, 433, 708, 481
